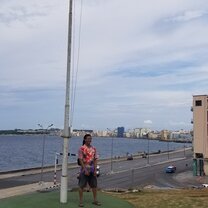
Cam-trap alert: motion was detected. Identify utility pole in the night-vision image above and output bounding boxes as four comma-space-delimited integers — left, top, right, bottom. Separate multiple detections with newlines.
147, 137, 150, 164
37, 123, 53, 184
60, 0, 73, 203
110, 136, 114, 173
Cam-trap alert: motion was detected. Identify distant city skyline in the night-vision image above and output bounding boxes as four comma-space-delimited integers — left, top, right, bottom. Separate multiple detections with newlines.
1, 0, 207, 130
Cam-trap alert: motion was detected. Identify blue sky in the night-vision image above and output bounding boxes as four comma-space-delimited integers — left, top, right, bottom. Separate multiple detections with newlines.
1, 0, 208, 131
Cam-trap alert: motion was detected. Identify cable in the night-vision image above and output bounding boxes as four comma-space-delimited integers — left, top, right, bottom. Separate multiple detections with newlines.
70, 0, 83, 127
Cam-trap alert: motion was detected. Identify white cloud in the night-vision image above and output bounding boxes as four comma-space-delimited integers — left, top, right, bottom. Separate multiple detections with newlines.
167, 10, 207, 22
1, 0, 208, 130
144, 120, 153, 124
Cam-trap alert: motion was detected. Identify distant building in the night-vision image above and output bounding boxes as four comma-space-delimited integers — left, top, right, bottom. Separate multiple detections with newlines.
148, 131, 160, 139
160, 130, 170, 140
72, 129, 93, 137
117, 127, 124, 138
192, 95, 208, 175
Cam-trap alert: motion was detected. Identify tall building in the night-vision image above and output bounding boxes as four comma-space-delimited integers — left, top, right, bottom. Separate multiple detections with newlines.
192, 95, 208, 175
117, 127, 124, 138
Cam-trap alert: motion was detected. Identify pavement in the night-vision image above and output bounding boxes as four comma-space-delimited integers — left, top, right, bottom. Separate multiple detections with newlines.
174, 170, 208, 185
0, 182, 59, 199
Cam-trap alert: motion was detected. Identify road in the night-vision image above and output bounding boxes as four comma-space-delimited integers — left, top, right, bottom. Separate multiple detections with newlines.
0, 148, 200, 190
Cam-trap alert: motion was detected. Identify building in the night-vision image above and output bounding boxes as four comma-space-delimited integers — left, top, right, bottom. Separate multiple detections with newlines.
192, 95, 208, 175
117, 127, 124, 138
160, 130, 170, 140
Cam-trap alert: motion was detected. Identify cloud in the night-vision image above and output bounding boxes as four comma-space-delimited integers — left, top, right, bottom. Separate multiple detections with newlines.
169, 121, 192, 127
166, 10, 208, 23
1, 0, 208, 130
144, 120, 153, 125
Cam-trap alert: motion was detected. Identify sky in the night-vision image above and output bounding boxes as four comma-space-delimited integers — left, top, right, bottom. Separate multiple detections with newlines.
1, 0, 208, 131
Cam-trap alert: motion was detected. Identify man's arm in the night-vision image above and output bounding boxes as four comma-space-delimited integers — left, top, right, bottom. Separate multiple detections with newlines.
93, 148, 98, 176
79, 158, 89, 176
93, 158, 97, 176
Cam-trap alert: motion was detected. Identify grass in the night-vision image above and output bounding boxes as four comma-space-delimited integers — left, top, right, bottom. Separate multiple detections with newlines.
113, 188, 208, 208
1, 189, 208, 208
0, 190, 133, 208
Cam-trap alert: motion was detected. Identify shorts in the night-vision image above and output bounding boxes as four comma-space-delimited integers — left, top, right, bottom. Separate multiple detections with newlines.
78, 172, 97, 188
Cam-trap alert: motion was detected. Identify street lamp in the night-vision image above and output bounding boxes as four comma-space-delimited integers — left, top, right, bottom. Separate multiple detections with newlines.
167, 140, 169, 160
107, 128, 114, 173
110, 136, 114, 173
147, 137, 150, 165
38, 123, 53, 184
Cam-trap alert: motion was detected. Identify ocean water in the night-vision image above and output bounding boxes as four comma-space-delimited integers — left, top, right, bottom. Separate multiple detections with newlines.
0, 135, 191, 172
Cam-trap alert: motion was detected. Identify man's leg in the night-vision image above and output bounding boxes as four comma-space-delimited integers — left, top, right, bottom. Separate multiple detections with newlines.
79, 188, 84, 206
89, 175, 101, 205
92, 187, 97, 202
78, 173, 87, 206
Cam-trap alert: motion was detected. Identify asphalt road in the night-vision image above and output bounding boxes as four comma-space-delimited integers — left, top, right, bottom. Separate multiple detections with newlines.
0, 149, 199, 190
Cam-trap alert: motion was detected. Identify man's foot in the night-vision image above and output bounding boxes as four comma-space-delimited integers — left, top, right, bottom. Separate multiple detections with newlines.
92, 201, 101, 206
79, 203, 84, 207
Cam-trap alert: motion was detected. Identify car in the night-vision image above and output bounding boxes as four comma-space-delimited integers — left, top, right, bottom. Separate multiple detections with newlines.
165, 165, 176, 173
141, 152, 147, 158
127, 154, 133, 160
202, 184, 208, 188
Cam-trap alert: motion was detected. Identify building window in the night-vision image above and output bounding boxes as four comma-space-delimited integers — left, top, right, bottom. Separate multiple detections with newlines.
195, 100, 202, 106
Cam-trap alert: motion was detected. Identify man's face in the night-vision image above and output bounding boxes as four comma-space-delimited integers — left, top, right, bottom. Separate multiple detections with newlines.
85, 136, 92, 145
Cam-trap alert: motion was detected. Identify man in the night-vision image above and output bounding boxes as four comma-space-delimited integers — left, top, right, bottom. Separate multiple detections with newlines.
78, 134, 101, 207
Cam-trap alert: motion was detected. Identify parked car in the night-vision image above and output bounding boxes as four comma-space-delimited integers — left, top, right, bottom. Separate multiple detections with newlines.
127, 154, 133, 160
165, 165, 176, 173
141, 152, 147, 158
202, 184, 208, 188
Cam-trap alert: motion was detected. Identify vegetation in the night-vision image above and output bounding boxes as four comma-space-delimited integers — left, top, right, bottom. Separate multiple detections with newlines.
1, 189, 208, 208
113, 188, 208, 208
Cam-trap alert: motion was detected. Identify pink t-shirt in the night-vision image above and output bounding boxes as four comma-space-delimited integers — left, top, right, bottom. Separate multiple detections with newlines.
78, 144, 97, 165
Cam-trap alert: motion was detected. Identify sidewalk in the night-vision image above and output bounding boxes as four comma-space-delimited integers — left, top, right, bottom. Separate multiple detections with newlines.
175, 170, 208, 185
0, 182, 57, 199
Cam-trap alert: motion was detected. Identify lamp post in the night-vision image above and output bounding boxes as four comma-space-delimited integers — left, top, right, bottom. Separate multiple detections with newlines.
107, 128, 114, 173
147, 137, 150, 165
60, 0, 73, 203
167, 139, 169, 160
38, 123, 53, 184
110, 136, 114, 173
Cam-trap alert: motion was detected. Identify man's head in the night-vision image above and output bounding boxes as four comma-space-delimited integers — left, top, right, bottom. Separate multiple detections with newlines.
83, 134, 92, 146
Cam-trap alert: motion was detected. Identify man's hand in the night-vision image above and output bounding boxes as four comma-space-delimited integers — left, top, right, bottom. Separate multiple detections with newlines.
84, 169, 90, 176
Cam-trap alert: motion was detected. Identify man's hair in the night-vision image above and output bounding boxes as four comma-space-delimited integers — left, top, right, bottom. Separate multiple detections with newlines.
83, 134, 91, 140
83, 134, 91, 145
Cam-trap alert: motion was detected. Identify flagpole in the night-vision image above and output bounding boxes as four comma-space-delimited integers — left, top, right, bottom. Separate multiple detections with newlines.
60, 0, 73, 203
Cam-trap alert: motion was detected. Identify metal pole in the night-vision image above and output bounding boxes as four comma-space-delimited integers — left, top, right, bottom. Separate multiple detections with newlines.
38, 123, 53, 184
131, 169, 134, 189
167, 140, 169, 160
110, 137, 114, 173
60, 0, 73, 203
147, 137, 150, 164
40, 133, 46, 183
54, 153, 59, 185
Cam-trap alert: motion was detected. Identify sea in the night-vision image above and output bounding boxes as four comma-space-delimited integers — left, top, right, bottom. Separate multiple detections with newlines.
0, 135, 192, 172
